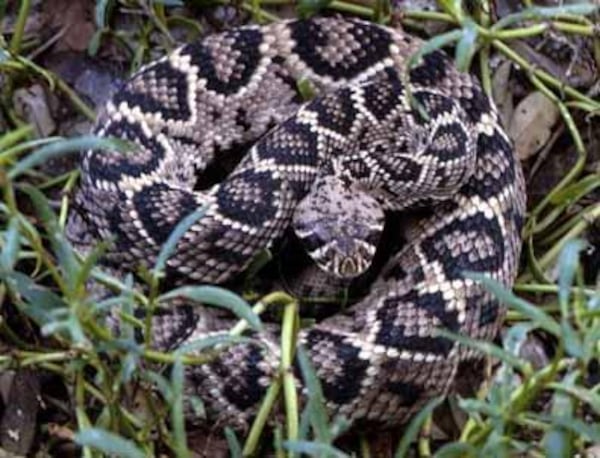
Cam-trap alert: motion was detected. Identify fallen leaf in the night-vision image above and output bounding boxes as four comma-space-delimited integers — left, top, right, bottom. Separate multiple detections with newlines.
0, 370, 41, 456
492, 60, 514, 128
509, 91, 560, 160
42, 0, 95, 52
13, 84, 56, 138
47, 423, 75, 441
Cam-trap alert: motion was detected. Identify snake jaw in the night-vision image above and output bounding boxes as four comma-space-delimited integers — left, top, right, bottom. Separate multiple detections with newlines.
334, 237, 379, 278
304, 231, 380, 279
336, 253, 369, 279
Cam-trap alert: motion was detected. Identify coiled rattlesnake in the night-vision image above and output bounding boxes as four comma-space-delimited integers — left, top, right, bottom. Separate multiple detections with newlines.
67, 16, 526, 428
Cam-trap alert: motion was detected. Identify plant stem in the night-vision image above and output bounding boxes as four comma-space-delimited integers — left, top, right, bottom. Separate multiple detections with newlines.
281, 300, 299, 454
243, 380, 282, 456
9, 0, 31, 54
492, 39, 599, 109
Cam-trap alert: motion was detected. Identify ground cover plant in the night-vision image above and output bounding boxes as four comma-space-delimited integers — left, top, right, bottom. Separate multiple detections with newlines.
0, 0, 599, 456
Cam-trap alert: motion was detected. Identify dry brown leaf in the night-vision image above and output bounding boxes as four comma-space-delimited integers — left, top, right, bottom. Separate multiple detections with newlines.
42, 0, 95, 52
492, 60, 514, 128
509, 91, 560, 160
0, 370, 40, 456
13, 85, 56, 138
47, 423, 75, 441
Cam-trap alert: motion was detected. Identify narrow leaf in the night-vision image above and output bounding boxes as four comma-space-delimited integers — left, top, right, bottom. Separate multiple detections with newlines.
152, 207, 207, 275
454, 20, 478, 71
395, 396, 444, 457
297, 346, 332, 442
408, 29, 463, 69
95, 0, 112, 27
176, 334, 253, 354
1, 217, 20, 271
2, 271, 66, 323
9, 135, 132, 179
283, 440, 350, 458
225, 428, 243, 458
434, 442, 477, 458
543, 372, 577, 458
161, 286, 262, 331
549, 382, 600, 415
75, 428, 146, 458
435, 328, 531, 374
21, 185, 79, 288
465, 272, 561, 336
170, 357, 190, 458
557, 239, 586, 309
493, 4, 599, 30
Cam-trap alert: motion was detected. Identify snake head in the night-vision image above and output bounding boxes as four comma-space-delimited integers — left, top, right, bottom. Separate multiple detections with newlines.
293, 176, 384, 279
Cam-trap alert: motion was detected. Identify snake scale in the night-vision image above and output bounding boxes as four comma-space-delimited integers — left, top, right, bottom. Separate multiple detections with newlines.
66, 16, 526, 429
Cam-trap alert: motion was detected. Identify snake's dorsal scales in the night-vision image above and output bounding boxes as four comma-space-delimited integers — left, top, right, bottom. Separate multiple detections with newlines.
67, 17, 526, 428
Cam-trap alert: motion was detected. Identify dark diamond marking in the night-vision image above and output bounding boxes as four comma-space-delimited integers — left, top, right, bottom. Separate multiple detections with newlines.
471, 294, 501, 327
412, 90, 457, 121
362, 68, 405, 119
303, 330, 369, 404
395, 158, 423, 182
290, 19, 392, 79
88, 119, 166, 183
420, 212, 506, 280
385, 380, 424, 407
220, 346, 268, 410
462, 134, 516, 201
133, 182, 198, 245
375, 290, 459, 355
310, 88, 358, 135
114, 61, 191, 121
183, 28, 263, 95
459, 85, 492, 123
216, 169, 285, 227
409, 51, 449, 86
427, 123, 470, 161
254, 120, 319, 167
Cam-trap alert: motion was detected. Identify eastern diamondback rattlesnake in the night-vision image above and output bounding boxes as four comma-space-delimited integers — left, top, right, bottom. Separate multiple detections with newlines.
67, 16, 526, 429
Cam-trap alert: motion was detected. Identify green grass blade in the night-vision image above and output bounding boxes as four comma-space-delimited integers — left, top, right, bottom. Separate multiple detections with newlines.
171, 357, 190, 458
176, 334, 254, 354
161, 286, 262, 331
75, 428, 146, 458
0, 217, 20, 271
8, 135, 132, 179
152, 207, 207, 275
454, 20, 478, 71
395, 396, 444, 457
465, 272, 561, 336
557, 239, 586, 309
435, 328, 531, 374
225, 428, 244, 458
283, 440, 350, 458
492, 4, 599, 30
408, 29, 463, 69
434, 442, 477, 457
296, 346, 332, 442
542, 372, 577, 458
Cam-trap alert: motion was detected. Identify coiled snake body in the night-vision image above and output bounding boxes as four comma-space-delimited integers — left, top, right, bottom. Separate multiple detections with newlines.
67, 17, 526, 428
